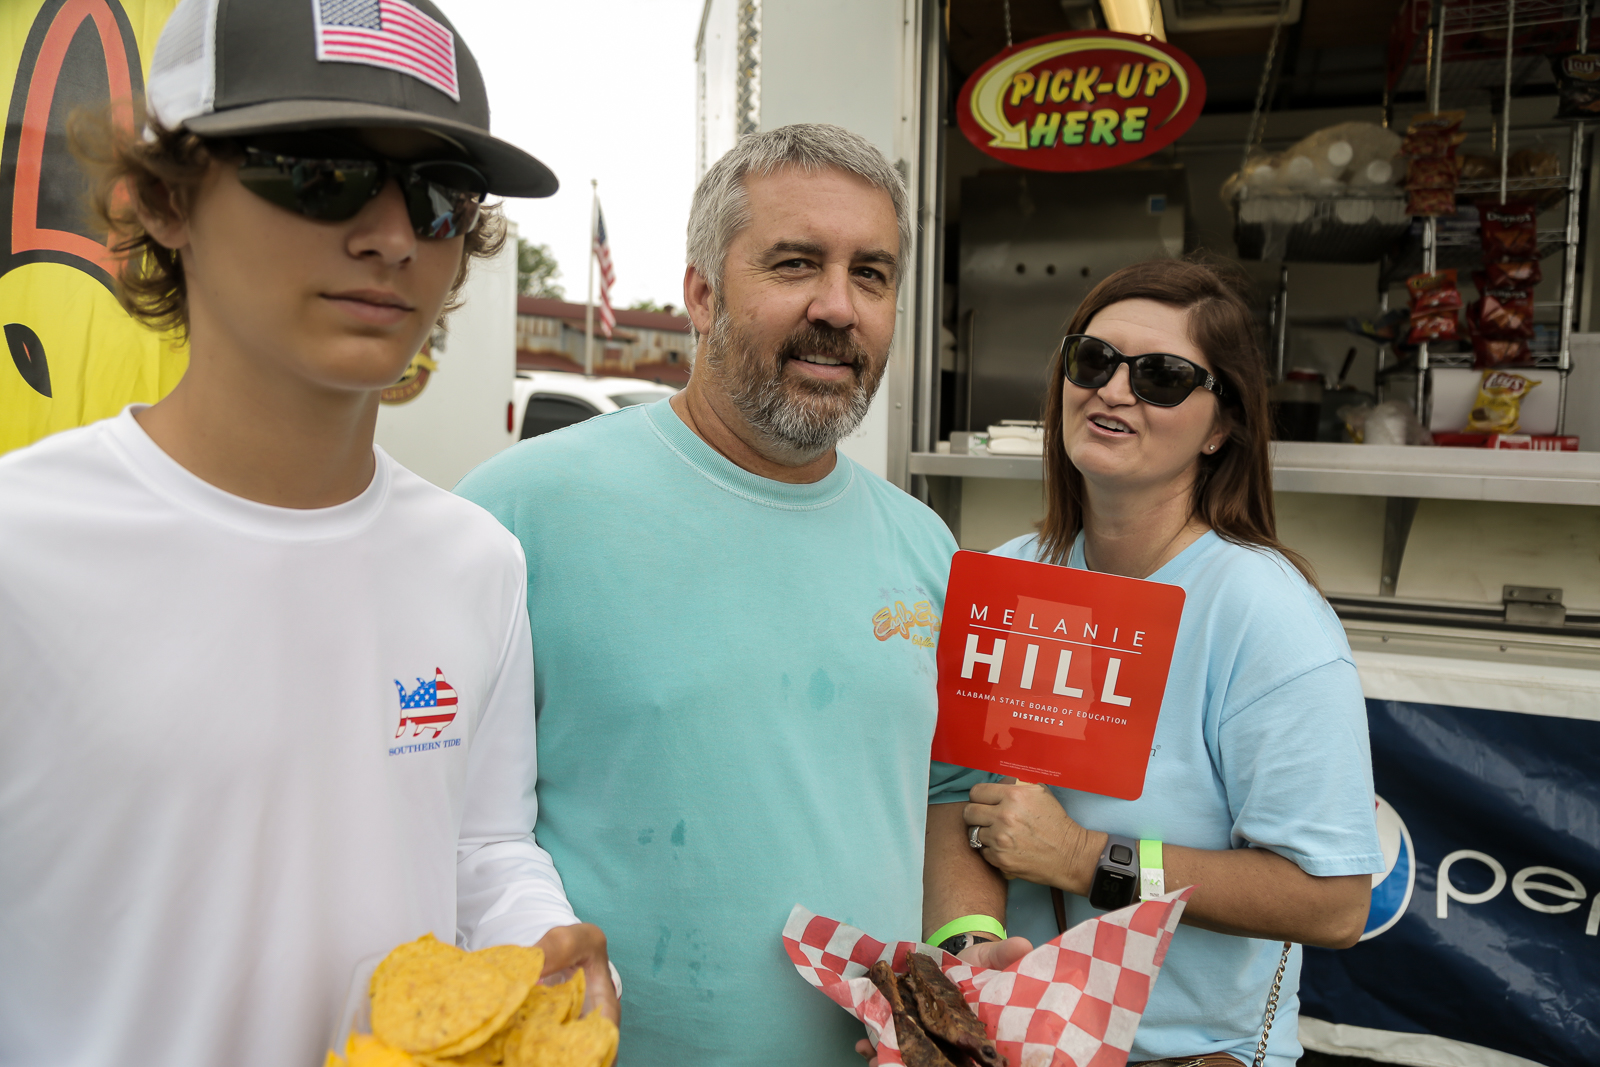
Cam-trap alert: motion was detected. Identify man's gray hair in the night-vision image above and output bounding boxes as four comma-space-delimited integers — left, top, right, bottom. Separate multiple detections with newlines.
686, 123, 912, 299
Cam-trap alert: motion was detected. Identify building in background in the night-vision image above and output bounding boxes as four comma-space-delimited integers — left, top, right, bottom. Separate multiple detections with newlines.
515, 297, 693, 386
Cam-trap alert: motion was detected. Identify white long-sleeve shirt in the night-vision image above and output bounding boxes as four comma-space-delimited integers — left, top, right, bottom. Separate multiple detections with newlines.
0, 409, 578, 1067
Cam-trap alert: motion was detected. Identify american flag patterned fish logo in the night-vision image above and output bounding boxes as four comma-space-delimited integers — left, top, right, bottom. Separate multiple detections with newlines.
394, 668, 458, 738
313, 0, 460, 101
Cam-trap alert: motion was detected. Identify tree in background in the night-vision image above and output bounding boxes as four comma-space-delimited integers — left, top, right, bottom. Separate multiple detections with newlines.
517, 239, 564, 299
627, 299, 680, 315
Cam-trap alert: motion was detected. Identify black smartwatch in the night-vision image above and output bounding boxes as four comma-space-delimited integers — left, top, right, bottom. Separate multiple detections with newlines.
1087, 833, 1140, 910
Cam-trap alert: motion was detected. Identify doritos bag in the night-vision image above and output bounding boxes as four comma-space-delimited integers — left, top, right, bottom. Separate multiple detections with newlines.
1472, 337, 1532, 368
1480, 201, 1539, 260
1474, 287, 1536, 339
1480, 260, 1542, 288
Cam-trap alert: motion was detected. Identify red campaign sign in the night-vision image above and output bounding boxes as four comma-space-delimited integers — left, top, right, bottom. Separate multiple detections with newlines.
955, 30, 1206, 173
932, 551, 1184, 800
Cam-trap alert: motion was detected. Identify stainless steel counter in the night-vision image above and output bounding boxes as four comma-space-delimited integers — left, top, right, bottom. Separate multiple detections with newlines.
911, 442, 1600, 506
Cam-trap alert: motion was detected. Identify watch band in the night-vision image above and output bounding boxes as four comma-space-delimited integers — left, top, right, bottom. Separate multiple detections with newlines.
937, 932, 998, 955
1139, 839, 1165, 899
1088, 833, 1140, 911
926, 914, 1007, 948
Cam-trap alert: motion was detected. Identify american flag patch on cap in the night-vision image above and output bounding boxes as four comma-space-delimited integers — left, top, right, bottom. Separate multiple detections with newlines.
313, 0, 460, 101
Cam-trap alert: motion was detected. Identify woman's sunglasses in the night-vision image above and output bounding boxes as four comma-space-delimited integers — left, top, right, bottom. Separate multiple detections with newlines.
1059, 334, 1226, 407
236, 144, 487, 239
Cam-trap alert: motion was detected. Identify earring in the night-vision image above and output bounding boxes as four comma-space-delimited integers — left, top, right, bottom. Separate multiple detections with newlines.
1208, 445, 1217, 452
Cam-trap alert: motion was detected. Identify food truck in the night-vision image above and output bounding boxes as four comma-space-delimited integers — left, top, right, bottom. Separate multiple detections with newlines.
698, 1, 1599, 1064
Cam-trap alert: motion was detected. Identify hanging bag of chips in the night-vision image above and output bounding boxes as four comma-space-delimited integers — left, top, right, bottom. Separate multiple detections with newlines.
1552, 52, 1600, 119
1472, 286, 1536, 340
1479, 201, 1540, 260
1480, 260, 1542, 287
1403, 111, 1465, 216
1464, 370, 1541, 433
1405, 269, 1462, 343
1471, 337, 1532, 368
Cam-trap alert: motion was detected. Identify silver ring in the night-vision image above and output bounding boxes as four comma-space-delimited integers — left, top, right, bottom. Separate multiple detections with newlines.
967, 825, 983, 850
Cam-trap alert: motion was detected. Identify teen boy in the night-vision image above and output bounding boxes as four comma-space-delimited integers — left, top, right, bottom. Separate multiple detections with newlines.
0, 2, 614, 1065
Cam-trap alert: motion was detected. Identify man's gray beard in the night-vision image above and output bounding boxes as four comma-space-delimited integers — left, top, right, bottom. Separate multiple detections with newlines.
703, 309, 885, 464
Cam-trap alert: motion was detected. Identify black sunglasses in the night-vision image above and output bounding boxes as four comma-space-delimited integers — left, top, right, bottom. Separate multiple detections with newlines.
1060, 334, 1226, 407
237, 144, 487, 240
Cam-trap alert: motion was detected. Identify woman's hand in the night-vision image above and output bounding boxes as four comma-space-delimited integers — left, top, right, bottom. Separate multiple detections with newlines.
964, 780, 1105, 894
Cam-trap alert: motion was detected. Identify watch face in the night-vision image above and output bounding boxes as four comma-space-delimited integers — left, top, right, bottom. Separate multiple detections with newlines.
1089, 868, 1138, 911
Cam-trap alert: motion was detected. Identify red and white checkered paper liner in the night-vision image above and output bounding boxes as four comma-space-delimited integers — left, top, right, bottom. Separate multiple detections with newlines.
782, 887, 1191, 1067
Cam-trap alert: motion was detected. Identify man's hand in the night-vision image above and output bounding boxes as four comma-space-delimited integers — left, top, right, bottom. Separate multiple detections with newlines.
956, 934, 1032, 970
852, 936, 1033, 1062
532, 922, 620, 1024
965, 780, 1103, 894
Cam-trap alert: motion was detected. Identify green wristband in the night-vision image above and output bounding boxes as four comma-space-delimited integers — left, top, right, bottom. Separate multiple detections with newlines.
1139, 839, 1165, 899
927, 914, 1007, 948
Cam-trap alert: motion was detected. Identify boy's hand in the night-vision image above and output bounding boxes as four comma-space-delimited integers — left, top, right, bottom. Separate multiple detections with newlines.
533, 922, 620, 1024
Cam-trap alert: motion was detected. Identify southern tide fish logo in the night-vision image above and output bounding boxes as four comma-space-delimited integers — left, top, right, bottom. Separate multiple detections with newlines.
394, 668, 458, 739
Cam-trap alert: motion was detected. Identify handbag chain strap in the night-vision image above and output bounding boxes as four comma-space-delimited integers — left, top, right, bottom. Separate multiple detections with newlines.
1252, 941, 1293, 1067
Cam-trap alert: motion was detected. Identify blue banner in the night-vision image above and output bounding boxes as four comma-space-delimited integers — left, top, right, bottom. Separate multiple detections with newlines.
1300, 699, 1600, 1067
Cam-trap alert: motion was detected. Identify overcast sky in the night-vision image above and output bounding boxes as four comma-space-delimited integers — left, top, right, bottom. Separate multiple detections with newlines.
446, 0, 703, 311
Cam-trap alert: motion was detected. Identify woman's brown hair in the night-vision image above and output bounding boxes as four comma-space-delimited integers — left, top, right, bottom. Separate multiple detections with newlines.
1036, 256, 1318, 589
71, 108, 505, 338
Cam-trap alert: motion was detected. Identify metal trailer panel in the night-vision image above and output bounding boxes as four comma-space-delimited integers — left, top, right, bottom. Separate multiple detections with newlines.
956, 169, 1187, 433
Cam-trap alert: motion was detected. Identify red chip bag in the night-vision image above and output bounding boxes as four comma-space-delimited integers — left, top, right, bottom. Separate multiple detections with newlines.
1407, 188, 1458, 217
1403, 110, 1466, 157
1407, 270, 1462, 312
1476, 287, 1535, 339
1408, 309, 1460, 343
1405, 156, 1463, 189
1480, 201, 1539, 260
1402, 128, 1467, 157
1481, 260, 1542, 287
1472, 336, 1532, 368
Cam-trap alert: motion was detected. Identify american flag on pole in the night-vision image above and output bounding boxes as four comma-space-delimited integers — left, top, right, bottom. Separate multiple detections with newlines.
593, 204, 616, 339
314, 0, 461, 102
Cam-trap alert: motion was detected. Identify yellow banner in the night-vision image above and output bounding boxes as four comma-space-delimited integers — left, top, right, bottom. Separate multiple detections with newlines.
0, 0, 184, 457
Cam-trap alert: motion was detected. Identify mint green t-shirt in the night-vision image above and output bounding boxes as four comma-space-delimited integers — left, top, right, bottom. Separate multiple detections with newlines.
456, 400, 964, 1065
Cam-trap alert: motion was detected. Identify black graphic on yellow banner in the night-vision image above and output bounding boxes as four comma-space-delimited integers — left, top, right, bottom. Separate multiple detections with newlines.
1, 0, 184, 456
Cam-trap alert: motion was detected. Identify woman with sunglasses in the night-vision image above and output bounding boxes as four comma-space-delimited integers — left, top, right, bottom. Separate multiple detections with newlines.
937, 259, 1383, 1067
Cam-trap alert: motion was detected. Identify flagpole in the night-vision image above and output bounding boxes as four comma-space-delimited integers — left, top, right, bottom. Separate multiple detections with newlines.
584, 180, 597, 378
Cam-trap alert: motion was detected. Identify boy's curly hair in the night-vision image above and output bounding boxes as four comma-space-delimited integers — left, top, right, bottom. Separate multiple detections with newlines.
71, 107, 506, 338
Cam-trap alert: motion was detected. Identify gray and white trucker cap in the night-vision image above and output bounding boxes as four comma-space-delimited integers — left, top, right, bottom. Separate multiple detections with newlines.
145, 0, 557, 197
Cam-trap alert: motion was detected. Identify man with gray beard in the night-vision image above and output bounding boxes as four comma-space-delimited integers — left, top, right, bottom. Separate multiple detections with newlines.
457, 124, 1011, 1065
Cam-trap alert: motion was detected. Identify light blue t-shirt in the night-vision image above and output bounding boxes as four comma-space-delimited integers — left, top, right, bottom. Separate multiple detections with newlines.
984, 531, 1383, 1067
456, 400, 965, 1066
